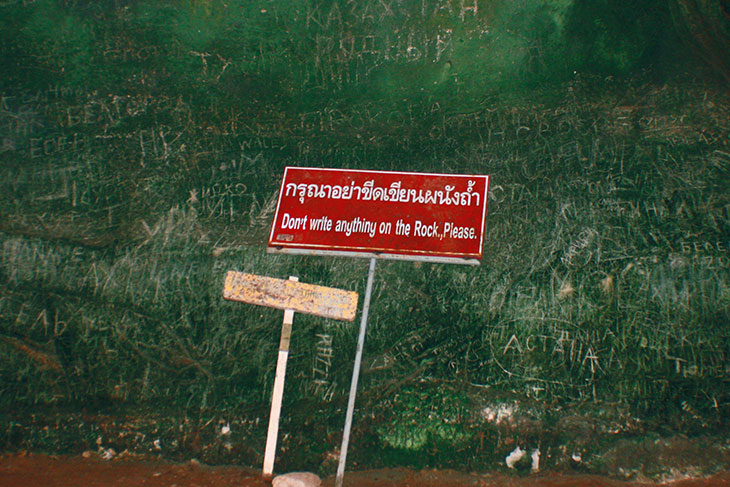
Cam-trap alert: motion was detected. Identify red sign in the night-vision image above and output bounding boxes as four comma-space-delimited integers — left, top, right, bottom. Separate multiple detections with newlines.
268, 167, 489, 262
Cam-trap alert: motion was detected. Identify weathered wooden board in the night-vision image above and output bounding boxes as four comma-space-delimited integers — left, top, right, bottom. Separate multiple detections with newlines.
223, 271, 358, 322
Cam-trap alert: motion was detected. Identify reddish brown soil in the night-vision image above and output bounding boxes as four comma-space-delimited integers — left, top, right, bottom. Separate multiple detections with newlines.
1, 453, 729, 487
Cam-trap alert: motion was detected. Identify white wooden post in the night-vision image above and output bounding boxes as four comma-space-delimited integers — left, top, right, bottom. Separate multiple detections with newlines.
262, 276, 298, 479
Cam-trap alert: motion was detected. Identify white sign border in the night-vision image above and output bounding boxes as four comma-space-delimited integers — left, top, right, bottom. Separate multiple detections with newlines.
267, 247, 481, 266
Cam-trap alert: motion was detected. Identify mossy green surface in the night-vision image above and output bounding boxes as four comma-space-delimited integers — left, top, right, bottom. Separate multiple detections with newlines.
1, 0, 729, 476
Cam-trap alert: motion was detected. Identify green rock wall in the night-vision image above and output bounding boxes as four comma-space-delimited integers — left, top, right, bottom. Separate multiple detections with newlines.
1, 0, 729, 475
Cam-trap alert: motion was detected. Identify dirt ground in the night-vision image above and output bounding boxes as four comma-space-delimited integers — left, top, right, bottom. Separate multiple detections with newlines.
1, 452, 729, 487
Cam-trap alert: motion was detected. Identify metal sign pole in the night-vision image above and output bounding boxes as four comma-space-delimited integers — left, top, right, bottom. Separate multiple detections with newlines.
336, 257, 377, 487
262, 276, 298, 479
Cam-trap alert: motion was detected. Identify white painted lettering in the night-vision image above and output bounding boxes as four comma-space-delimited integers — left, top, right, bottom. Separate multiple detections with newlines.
281, 213, 308, 230
414, 220, 439, 237
443, 222, 477, 239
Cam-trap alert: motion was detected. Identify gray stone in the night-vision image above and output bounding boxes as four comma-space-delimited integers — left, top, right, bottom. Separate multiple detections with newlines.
271, 472, 322, 487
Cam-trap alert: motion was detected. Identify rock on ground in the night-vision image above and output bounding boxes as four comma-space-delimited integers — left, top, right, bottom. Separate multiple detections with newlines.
272, 471, 321, 487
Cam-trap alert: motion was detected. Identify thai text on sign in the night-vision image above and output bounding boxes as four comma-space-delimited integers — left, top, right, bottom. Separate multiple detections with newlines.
268, 167, 489, 262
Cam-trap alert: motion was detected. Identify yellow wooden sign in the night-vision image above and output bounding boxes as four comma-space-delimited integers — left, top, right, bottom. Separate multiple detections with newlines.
223, 271, 358, 322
